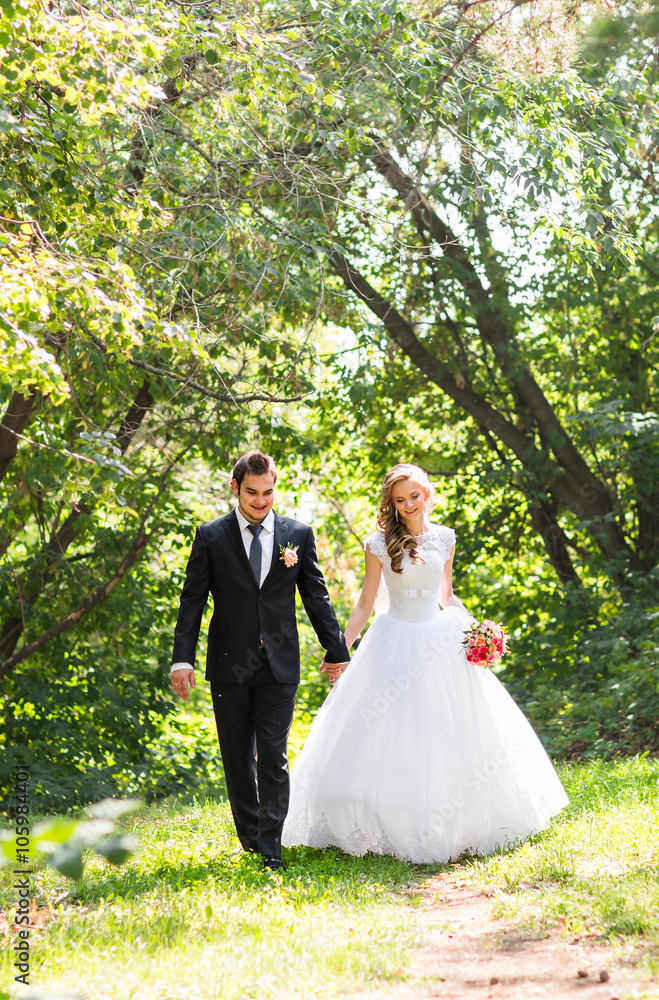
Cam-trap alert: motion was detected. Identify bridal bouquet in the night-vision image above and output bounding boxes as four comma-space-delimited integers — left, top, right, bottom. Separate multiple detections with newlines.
463, 619, 509, 667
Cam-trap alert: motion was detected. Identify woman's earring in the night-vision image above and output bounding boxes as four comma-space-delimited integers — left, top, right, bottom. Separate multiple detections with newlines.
395, 509, 399, 522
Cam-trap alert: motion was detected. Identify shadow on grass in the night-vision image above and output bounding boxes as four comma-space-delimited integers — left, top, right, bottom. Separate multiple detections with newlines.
63, 788, 566, 907
71, 839, 459, 907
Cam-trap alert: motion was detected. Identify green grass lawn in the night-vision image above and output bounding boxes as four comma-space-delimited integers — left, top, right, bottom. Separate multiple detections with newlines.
1, 755, 658, 1000
467, 755, 659, 942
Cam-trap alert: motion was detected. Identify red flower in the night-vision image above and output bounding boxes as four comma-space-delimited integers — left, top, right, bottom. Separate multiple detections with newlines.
462, 617, 510, 669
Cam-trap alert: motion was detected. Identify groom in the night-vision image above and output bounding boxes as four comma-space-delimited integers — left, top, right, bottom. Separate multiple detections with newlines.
171, 450, 349, 870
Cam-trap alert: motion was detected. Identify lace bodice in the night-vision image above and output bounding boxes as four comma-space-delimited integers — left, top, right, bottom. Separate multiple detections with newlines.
364, 524, 456, 623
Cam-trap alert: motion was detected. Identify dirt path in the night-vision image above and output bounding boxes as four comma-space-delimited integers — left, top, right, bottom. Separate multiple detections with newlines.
348, 874, 656, 1000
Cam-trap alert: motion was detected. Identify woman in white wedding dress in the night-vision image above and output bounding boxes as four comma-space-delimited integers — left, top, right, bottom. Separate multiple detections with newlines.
281, 464, 569, 864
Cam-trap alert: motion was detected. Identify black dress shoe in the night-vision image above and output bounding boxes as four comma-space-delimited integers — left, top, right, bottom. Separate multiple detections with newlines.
262, 855, 286, 871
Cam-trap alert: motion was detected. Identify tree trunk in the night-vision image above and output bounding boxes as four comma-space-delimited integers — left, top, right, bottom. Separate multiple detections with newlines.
0, 333, 65, 483
530, 498, 583, 586
369, 148, 643, 571
0, 389, 39, 482
330, 251, 642, 579
0, 382, 153, 665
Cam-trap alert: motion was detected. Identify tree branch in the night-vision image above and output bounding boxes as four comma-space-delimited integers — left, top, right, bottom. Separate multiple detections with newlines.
0, 531, 150, 679
330, 249, 643, 572
330, 249, 536, 461
0, 389, 40, 482
0, 381, 155, 663
369, 147, 640, 563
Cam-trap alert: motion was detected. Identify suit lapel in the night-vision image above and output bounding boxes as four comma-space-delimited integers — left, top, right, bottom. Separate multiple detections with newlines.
261, 512, 285, 588
222, 510, 258, 586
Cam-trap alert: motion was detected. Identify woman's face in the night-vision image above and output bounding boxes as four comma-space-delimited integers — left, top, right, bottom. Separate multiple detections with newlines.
391, 477, 429, 524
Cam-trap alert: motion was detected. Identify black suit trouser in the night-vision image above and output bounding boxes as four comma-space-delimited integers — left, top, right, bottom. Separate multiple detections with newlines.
210, 662, 297, 859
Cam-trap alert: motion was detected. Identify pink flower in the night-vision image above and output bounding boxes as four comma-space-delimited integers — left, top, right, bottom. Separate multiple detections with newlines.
280, 545, 298, 568
462, 617, 510, 669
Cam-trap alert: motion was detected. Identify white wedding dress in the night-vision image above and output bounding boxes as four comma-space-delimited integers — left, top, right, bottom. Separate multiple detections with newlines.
282, 524, 569, 863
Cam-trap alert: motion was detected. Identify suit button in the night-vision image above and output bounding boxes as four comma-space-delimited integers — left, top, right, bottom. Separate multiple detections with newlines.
257, 596, 262, 601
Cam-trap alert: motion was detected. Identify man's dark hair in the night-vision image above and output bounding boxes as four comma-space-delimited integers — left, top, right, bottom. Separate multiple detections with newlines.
232, 450, 277, 488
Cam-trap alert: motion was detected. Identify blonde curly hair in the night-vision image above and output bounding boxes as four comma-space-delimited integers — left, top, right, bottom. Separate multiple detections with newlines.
376, 464, 436, 574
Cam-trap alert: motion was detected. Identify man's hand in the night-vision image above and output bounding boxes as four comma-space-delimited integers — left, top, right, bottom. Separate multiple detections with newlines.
320, 659, 349, 686
171, 668, 196, 700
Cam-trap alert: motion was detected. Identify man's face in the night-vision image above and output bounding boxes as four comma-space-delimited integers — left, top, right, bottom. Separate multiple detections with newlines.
232, 471, 276, 523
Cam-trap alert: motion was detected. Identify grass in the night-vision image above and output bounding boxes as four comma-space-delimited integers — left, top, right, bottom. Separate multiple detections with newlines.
1, 755, 658, 999
465, 755, 659, 941
1, 799, 424, 1000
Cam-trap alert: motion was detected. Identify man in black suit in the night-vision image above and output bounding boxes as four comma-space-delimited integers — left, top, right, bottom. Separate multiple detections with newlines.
171, 450, 349, 870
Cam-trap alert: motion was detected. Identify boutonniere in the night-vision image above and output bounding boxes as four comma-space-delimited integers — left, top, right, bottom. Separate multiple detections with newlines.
279, 543, 299, 568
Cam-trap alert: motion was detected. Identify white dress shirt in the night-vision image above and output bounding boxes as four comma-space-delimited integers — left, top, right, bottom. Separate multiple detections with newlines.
235, 506, 275, 586
171, 507, 276, 674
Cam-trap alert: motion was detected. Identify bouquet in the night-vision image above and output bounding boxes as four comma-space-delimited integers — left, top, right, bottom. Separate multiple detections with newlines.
463, 619, 509, 667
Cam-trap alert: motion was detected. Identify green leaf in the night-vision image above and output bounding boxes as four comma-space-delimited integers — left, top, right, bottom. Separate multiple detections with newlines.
70, 819, 115, 847
94, 834, 137, 865
162, 55, 179, 76
31, 818, 79, 851
87, 797, 143, 820
49, 845, 84, 881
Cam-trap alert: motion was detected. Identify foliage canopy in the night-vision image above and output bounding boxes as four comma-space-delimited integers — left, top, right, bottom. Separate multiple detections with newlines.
1, 0, 658, 806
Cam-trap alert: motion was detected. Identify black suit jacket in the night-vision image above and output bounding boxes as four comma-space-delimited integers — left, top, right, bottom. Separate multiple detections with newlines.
172, 509, 350, 684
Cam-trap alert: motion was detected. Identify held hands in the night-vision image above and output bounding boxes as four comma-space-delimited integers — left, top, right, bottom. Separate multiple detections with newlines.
320, 659, 349, 686
171, 668, 196, 700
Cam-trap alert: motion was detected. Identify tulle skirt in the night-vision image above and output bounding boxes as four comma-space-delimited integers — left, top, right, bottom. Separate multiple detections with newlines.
282, 606, 568, 863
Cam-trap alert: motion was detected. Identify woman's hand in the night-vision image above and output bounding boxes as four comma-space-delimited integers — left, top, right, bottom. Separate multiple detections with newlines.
320, 659, 346, 685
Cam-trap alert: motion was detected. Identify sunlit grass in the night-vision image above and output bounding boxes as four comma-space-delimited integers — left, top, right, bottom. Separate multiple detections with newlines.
1, 799, 423, 1000
465, 755, 659, 940
1, 757, 658, 998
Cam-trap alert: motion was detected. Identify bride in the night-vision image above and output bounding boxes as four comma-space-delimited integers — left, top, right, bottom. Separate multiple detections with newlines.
282, 463, 568, 863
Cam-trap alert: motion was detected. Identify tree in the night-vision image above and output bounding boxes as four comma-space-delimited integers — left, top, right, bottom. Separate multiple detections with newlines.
2, 0, 658, 800
247, 0, 659, 592
251, 0, 659, 754
0, 0, 327, 802
0, 0, 330, 679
